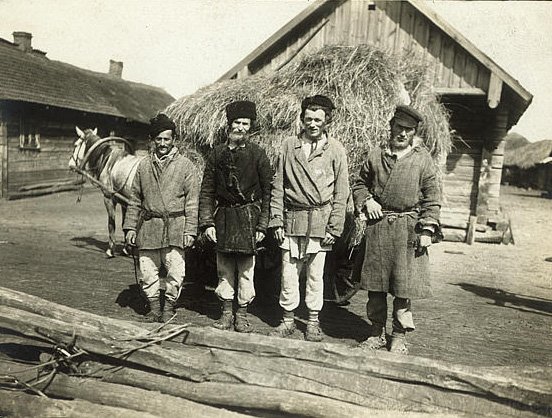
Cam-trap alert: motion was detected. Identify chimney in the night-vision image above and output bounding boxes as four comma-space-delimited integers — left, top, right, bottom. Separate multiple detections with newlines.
13, 31, 32, 52
108, 60, 123, 78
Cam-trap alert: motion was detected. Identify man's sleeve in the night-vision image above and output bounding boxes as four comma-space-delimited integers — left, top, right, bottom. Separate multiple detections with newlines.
198, 151, 216, 230
351, 157, 374, 215
184, 159, 200, 237
326, 144, 349, 237
123, 163, 142, 232
257, 148, 273, 233
268, 144, 285, 229
419, 155, 441, 231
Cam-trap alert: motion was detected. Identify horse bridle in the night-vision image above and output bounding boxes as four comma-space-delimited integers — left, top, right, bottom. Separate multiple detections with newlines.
74, 135, 135, 171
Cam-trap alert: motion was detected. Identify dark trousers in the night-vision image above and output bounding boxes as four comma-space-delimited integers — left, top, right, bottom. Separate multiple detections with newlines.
366, 291, 415, 334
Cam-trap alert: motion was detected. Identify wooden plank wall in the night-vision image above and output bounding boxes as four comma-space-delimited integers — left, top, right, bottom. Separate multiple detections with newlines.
0, 108, 8, 198
3, 106, 148, 197
250, 0, 491, 94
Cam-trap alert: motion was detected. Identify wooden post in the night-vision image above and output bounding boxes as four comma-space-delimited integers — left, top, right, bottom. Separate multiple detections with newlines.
0, 107, 8, 198
476, 106, 508, 221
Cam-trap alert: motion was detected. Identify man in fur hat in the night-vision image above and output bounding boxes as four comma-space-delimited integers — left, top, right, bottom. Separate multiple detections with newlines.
269, 94, 349, 342
351, 105, 441, 354
199, 100, 272, 333
124, 113, 199, 322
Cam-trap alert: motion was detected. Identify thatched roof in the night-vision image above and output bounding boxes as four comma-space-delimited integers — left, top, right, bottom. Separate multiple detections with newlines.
504, 140, 552, 169
0, 38, 173, 123
504, 132, 530, 151
166, 44, 451, 173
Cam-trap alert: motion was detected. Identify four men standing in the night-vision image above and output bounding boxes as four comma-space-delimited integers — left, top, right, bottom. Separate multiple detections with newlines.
125, 99, 440, 354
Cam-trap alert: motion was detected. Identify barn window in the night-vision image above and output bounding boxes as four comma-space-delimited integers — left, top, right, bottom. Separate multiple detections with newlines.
19, 118, 41, 150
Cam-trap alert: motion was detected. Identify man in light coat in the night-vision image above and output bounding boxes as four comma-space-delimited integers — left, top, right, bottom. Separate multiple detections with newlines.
124, 114, 199, 322
269, 95, 349, 342
351, 105, 441, 354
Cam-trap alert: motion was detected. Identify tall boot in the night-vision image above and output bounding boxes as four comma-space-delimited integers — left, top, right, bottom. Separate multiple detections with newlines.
212, 300, 234, 330
234, 305, 253, 333
144, 298, 163, 323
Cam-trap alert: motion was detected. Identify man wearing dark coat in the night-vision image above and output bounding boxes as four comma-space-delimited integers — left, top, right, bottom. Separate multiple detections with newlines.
199, 100, 272, 333
124, 114, 200, 322
351, 105, 441, 354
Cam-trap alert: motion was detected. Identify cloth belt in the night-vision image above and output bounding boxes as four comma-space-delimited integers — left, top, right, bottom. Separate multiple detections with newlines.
140, 209, 186, 245
285, 199, 332, 241
380, 209, 418, 224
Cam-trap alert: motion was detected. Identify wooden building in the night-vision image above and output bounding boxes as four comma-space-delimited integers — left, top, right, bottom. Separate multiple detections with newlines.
503, 140, 552, 195
0, 32, 174, 199
218, 0, 533, 243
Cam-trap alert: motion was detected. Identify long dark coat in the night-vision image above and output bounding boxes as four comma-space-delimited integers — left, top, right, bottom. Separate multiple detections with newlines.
351, 145, 441, 299
198, 141, 272, 254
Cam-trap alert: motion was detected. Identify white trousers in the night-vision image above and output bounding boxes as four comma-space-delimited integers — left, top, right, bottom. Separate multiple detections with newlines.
139, 246, 185, 302
215, 252, 256, 307
279, 249, 326, 312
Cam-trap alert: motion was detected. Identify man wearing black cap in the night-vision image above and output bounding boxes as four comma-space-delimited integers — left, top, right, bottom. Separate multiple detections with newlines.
269, 94, 349, 342
351, 105, 441, 354
124, 113, 200, 322
199, 100, 272, 333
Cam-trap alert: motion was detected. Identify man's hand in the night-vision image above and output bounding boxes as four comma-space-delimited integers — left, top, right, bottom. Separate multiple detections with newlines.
364, 198, 383, 220
183, 234, 195, 248
125, 230, 137, 247
273, 227, 285, 245
416, 232, 432, 255
205, 226, 217, 243
255, 231, 265, 243
321, 232, 337, 246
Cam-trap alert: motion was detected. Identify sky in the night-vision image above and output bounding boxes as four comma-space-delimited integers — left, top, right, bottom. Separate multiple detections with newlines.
1, 0, 551, 141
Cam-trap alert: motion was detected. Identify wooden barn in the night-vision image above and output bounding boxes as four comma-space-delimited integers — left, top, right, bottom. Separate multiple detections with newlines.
0, 32, 174, 199
218, 0, 533, 243
503, 140, 552, 195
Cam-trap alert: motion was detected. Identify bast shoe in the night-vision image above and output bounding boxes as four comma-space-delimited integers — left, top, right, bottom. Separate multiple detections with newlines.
144, 298, 163, 323
234, 307, 253, 333
359, 327, 387, 350
269, 321, 296, 338
389, 332, 408, 355
162, 300, 177, 323
305, 321, 324, 342
212, 312, 234, 330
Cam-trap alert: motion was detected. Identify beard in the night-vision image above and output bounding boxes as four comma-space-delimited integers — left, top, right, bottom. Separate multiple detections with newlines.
228, 130, 248, 144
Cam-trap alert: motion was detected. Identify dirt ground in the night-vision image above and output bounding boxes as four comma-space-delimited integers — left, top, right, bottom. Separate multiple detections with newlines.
1, 185, 551, 367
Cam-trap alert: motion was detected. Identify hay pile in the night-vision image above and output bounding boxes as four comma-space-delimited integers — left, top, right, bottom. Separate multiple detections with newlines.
166, 44, 451, 174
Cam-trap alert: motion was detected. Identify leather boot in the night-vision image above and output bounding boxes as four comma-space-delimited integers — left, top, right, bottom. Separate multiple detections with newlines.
212, 300, 234, 330
234, 306, 253, 333
144, 298, 163, 323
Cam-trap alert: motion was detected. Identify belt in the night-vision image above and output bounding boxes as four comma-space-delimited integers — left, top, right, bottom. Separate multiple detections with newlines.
218, 200, 259, 208
381, 209, 418, 224
285, 199, 332, 240
139, 209, 186, 246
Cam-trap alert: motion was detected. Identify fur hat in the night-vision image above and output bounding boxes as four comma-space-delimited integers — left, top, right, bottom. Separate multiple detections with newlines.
225, 100, 257, 122
149, 113, 176, 138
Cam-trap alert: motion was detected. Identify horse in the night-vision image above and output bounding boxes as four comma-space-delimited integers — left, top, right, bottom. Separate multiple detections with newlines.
69, 127, 145, 258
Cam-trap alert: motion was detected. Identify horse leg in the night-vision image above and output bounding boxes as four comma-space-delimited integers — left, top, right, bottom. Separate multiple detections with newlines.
121, 204, 131, 257
104, 197, 117, 258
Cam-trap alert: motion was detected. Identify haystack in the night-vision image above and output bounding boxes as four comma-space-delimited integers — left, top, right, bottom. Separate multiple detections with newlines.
165, 44, 451, 174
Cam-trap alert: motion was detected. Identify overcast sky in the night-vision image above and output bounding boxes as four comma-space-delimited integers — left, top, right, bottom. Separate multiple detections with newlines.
1, 0, 551, 141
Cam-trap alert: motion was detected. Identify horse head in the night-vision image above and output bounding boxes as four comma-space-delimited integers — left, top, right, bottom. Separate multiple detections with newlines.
69, 126, 98, 170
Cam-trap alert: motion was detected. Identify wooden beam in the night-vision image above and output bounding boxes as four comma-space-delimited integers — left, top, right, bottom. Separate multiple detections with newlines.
0, 107, 8, 199
487, 72, 503, 109
435, 87, 485, 96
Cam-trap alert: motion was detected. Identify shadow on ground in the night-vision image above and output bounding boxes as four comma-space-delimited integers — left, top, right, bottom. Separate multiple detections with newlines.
454, 282, 552, 316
